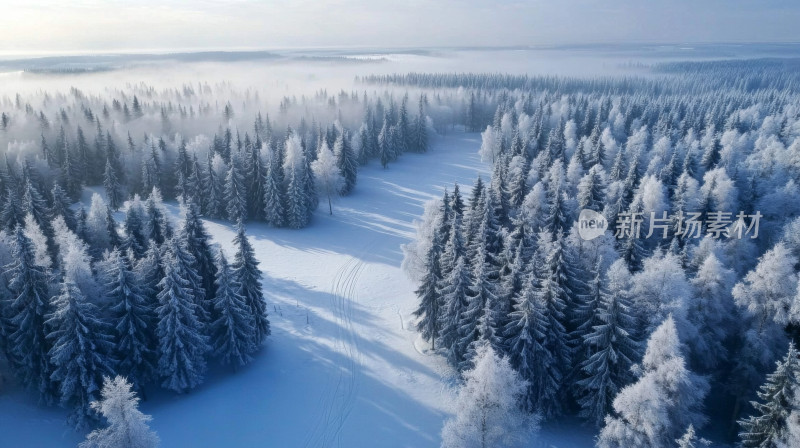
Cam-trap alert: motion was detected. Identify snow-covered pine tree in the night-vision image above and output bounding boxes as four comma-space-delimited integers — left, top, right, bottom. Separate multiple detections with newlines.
180, 201, 218, 322
676, 424, 710, 448
738, 343, 800, 448
689, 253, 735, 370
334, 130, 357, 195
47, 280, 115, 428
413, 96, 428, 153
246, 137, 267, 221
103, 158, 123, 210
263, 144, 287, 227
122, 199, 148, 259
459, 240, 502, 369
597, 316, 709, 448
224, 149, 248, 223
285, 164, 310, 229
533, 231, 571, 416
575, 259, 639, 426
155, 244, 210, 393
80, 376, 159, 448
211, 250, 256, 369
1, 184, 25, 231
576, 165, 606, 212
413, 219, 444, 350
5, 227, 56, 403
438, 253, 472, 367
144, 188, 173, 247
105, 250, 157, 391
232, 221, 269, 347
21, 177, 49, 230
50, 183, 77, 231
205, 153, 225, 219
441, 343, 537, 448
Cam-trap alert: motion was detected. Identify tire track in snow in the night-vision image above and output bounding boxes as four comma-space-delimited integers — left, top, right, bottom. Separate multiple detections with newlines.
302, 242, 371, 448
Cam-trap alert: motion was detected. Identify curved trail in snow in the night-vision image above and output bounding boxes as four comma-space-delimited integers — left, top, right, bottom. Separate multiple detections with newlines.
302, 242, 372, 448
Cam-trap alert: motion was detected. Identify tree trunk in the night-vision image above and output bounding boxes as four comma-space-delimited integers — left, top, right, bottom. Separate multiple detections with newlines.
328, 195, 333, 215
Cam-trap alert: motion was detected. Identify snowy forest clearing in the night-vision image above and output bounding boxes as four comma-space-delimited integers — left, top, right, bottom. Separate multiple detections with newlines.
0, 131, 592, 447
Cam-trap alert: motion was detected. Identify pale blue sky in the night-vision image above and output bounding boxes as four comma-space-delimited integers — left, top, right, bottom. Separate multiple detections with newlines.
2, 0, 799, 55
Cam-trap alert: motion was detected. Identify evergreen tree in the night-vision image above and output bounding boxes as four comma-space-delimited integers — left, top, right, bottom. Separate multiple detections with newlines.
155, 246, 210, 393
413, 222, 444, 349
335, 131, 358, 195
575, 260, 640, 426
246, 138, 267, 221
232, 221, 270, 347
598, 316, 709, 448
143, 188, 172, 247
1, 184, 24, 231
50, 183, 77, 231
80, 376, 159, 448
122, 201, 148, 259
21, 177, 49, 230
47, 280, 115, 428
224, 150, 248, 223
211, 251, 256, 369
504, 264, 557, 415
103, 158, 123, 210
263, 150, 287, 227
286, 166, 310, 229
181, 201, 218, 321
205, 153, 225, 219
105, 251, 157, 391
5, 227, 56, 403
739, 343, 800, 448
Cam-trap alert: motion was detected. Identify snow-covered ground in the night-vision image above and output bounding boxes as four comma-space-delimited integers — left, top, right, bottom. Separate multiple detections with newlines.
0, 131, 596, 447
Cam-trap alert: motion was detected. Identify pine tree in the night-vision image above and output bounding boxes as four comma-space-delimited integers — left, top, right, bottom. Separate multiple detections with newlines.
263, 151, 287, 227
50, 183, 77, 231
246, 138, 267, 220
103, 158, 123, 210
335, 131, 358, 195
505, 258, 559, 416
575, 260, 640, 426
598, 316, 709, 448
206, 153, 225, 219
413, 97, 429, 153
739, 343, 800, 448
577, 165, 606, 212
459, 226, 502, 369
413, 223, 444, 349
80, 376, 160, 448
232, 221, 270, 347
21, 177, 49, 229
47, 280, 115, 428
534, 232, 571, 416
1, 184, 24, 231
286, 166, 310, 229
5, 227, 56, 403
225, 150, 248, 223
122, 201, 148, 259
181, 202, 218, 321
211, 251, 256, 369
143, 188, 172, 247
155, 246, 210, 393
105, 251, 157, 391
676, 425, 710, 448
